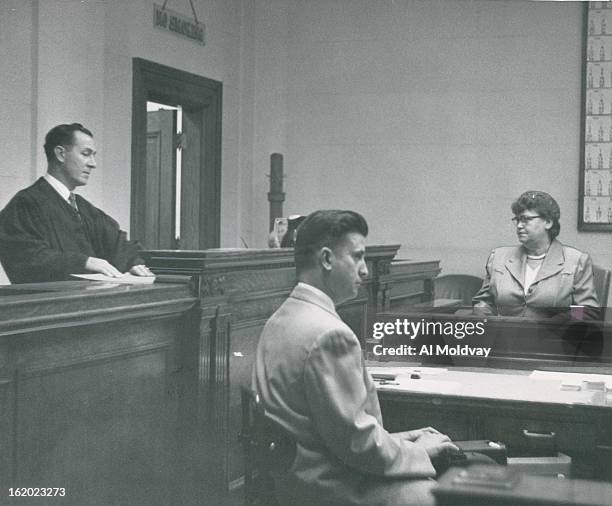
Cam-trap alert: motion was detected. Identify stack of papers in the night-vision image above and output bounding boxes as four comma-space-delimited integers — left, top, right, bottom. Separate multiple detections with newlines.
71, 273, 156, 284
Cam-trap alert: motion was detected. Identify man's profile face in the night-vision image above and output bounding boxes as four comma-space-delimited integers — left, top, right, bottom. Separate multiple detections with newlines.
328, 232, 368, 305
56, 131, 97, 190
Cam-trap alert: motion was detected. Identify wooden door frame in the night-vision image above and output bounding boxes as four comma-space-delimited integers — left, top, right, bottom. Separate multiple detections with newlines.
131, 57, 222, 249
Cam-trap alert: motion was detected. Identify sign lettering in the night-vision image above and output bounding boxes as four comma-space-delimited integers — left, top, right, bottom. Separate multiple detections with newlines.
153, 4, 205, 45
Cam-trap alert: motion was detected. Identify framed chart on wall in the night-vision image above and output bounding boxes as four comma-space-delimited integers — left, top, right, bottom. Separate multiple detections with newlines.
581, 2, 612, 231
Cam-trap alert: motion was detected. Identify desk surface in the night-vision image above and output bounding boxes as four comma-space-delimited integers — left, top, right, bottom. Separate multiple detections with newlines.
0, 276, 196, 336
435, 466, 612, 506
368, 365, 612, 408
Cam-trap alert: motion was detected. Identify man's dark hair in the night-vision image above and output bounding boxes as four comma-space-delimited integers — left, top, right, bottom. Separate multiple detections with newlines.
511, 190, 561, 239
44, 123, 93, 163
294, 210, 368, 271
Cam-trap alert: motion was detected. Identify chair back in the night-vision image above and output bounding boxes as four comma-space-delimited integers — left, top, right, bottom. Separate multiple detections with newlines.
434, 274, 484, 305
592, 264, 611, 310
239, 386, 296, 505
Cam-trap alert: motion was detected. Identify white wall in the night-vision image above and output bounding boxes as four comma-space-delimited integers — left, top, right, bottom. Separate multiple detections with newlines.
0, 0, 253, 250
250, 0, 290, 242
0, 1, 36, 199
0, 1, 37, 284
249, 0, 612, 282
1, 0, 611, 288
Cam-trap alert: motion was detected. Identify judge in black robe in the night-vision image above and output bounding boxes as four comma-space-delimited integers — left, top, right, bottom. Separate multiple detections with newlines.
0, 122, 151, 284
0, 177, 144, 283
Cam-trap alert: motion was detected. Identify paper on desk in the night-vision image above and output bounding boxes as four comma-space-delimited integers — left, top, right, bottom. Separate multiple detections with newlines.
377, 379, 462, 394
530, 370, 612, 389
71, 273, 156, 284
367, 366, 448, 377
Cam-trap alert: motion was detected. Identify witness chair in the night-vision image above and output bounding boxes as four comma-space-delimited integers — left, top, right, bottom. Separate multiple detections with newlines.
434, 274, 484, 306
239, 386, 296, 506
592, 264, 611, 318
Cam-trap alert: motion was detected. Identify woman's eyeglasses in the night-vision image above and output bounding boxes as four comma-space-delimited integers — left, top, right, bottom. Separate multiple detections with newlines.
511, 215, 542, 225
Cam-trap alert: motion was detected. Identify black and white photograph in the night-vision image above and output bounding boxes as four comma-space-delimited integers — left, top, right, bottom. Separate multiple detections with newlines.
1, 0, 612, 505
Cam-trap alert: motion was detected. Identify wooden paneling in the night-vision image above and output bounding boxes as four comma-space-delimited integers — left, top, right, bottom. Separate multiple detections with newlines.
384, 259, 441, 313
0, 279, 198, 504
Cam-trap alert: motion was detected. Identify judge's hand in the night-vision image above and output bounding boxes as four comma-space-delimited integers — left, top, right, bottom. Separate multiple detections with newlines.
85, 257, 122, 277
415, 432, 459, 459
129, 264, 154, 277
395, 427, 441, 442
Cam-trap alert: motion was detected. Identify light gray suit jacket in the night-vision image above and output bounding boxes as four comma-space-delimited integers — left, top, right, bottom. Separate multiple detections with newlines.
252, 282, 436, 505
473, 239, 599, 318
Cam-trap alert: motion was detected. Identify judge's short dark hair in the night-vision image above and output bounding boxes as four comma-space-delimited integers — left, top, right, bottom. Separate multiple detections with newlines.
511, 190, 561, 239
294, 210, 368, 271
44, 123, 93, 163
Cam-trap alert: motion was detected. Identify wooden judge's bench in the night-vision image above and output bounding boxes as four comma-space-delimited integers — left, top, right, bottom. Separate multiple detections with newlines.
0, 245, 440, 504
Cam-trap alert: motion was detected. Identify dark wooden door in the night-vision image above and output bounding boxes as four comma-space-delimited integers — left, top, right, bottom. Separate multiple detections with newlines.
146, 109, 176, 248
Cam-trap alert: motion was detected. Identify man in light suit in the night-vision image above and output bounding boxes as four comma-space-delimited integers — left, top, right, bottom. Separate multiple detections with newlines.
252, 210, 458, 505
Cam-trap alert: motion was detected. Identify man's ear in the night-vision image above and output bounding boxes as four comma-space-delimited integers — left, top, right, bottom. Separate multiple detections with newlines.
54, 145, 66, 164
319, 247, 334, 272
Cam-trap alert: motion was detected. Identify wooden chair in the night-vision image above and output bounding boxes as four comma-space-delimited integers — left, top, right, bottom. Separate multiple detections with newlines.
434, 274, 484, 306
239, 387, 296, 506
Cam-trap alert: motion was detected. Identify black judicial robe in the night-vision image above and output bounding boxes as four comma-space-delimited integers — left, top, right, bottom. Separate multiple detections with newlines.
0, 177, 143, 283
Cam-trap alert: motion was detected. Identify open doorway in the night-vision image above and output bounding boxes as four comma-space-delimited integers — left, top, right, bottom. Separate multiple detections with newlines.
132, 58, 222, 250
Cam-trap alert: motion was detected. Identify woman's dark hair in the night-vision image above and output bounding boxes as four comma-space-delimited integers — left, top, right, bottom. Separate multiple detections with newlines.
44, 123, 93, 163
294, 210, 368, 271
511, 190, 560, 239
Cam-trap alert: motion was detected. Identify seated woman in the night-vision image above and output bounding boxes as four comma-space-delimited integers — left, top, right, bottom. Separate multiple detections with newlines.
473, 191, 600, 319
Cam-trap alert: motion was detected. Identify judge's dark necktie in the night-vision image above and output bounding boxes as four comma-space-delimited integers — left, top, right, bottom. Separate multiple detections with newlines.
68, 193, 81, 220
